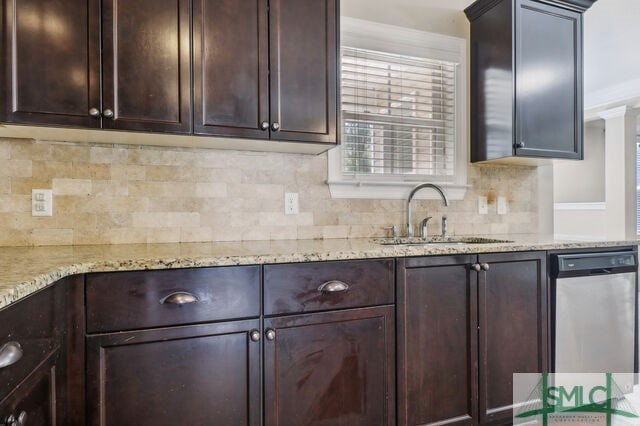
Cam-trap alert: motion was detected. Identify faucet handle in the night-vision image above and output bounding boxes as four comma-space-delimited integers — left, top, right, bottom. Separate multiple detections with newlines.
441, 215, 448, 238
383, 225, 398, 239
419, 217, 432, 238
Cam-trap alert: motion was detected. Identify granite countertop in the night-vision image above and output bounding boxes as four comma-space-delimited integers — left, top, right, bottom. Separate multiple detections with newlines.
0, 236, 637, 310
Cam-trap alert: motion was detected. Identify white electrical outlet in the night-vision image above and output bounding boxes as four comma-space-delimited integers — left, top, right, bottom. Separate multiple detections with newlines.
32, 189, 53, 217
478, 196, 488, 215
284, 192, 299, 215
497, 196, 508, 215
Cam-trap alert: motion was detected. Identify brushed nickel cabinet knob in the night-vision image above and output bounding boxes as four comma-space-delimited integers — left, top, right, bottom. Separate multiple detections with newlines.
265, 328, 276, 341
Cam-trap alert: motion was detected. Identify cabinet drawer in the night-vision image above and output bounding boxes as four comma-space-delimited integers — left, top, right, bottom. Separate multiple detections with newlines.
263, 259, 394, 315
86, 266, 260, 333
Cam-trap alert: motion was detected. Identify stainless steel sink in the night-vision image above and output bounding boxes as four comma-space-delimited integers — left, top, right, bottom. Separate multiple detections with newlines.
375, 236, 513, 246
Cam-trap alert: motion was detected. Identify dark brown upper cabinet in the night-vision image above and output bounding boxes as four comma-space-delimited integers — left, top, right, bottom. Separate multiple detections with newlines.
101, 0, 192, 133
465, 0, 596, 163
1, 0, 192, 134
1, 0, 101, 127
193, 0, 338, 145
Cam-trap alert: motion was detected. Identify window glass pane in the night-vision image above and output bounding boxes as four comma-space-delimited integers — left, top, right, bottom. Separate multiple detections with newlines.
636, 141, 640, 235
342, 47, 457, 180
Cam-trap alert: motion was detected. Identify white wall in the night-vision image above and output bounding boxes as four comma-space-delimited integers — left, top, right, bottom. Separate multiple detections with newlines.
341, 0, 470, 38
584, 0, 640, 99
553, 120, 605, 203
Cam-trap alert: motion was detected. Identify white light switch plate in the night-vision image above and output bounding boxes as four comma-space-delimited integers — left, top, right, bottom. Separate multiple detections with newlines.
478, 196, 488, 215
32, 189, 53, 217
284, 192, 299, 215
497, 196, 508, 215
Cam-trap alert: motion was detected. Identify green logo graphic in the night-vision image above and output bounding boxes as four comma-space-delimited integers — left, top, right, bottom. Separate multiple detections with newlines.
515, 373, 639, 426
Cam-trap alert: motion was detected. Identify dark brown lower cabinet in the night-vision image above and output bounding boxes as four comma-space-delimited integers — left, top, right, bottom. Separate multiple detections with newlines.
397, 252, 547, 426
0, 354, 58, 426
86, 319, 261, 426
0, 275, 84, 426
264, 306, 396, 426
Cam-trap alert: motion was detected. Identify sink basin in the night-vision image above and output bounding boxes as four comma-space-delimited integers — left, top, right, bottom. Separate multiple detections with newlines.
375, 236, 513, 246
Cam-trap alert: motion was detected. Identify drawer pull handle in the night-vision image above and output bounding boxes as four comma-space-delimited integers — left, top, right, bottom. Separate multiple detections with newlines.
2, 411, 27, 426
0, 342, 23, 369
318, 280, 349, 293
160, 292, 199, 305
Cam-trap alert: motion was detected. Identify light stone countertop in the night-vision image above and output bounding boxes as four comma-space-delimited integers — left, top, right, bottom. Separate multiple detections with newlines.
0, 236, 637, 310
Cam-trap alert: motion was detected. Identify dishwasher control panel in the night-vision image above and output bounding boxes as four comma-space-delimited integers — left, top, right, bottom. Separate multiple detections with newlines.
554, 251, 637, 275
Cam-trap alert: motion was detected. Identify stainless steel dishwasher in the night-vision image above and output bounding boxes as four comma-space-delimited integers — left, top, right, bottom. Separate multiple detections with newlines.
551, 250, 638, 385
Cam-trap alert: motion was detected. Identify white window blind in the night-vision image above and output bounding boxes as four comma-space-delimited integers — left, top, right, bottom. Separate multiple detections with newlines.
341, 46, 457, 180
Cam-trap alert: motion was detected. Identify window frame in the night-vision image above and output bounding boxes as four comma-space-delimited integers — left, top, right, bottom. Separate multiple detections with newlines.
328, 17, 468, 200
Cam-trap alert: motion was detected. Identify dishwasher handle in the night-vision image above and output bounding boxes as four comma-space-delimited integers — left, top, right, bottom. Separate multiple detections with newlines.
590, 268, 613, 275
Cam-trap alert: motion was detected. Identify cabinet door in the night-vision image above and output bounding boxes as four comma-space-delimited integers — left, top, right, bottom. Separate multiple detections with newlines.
269, 0, 338, 144
515, 0, 582, 159
397, 256, 478, 426
477, 251, 547, 425
193, 0, 269, 138
264, 306, 395, 426
87, 320, 261, 426
101, 0, 192, 133
0, 354, 57, 426
1, 0, 101, 127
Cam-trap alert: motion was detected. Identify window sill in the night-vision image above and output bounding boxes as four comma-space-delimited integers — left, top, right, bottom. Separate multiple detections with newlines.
327, 180, 469, 200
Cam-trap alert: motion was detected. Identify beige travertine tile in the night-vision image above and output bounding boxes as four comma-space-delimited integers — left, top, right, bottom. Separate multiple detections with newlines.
194, 182, 227, 198
72, 229, 110, 245
297, 225, 324, 240
11, 142, 53, 160
82, 196, 148, 213
0, 137, 539, 246
5, 213, 57, 230
0, 229, 31, 246
92, 180, 128, 196
96, 212, 133, 229
0, 143, 10, 160
90, 147, 128, 164
0, 178, 10, 194
103, 228, 148, 244
0, 160, 32, 178
52, 178, 92, 196
31, 228, 73, 246
32, 161, 73, 180
322, 225, 350, 239
167, 212, 200, 228
147, 228, 180, 244
111, 164, 146, 181
269, 226, 298, 240
148, 197, 187, 212
55, 213, 97, 229
72, 163, 111, 180
259, 212, 313, 227
180, 227, 213, 243
0, 195, 31, 213
241, 227, 272, 241
50, 143, 91, 162
132, 212, 169, 228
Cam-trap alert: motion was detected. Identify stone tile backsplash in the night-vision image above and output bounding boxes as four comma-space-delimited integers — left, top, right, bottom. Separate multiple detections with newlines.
0, 138, 539, 246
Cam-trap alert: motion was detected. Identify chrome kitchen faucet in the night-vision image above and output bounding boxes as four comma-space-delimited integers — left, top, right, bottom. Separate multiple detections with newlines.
405, 183, 449, 238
